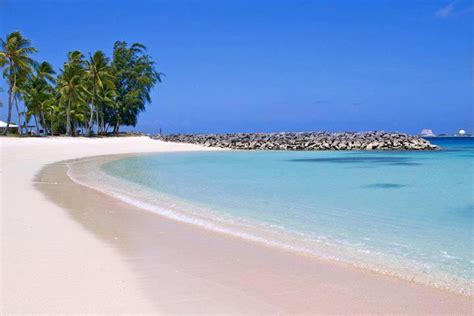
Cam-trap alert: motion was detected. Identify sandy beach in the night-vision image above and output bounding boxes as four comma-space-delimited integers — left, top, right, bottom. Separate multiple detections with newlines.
1, 136, 472, 314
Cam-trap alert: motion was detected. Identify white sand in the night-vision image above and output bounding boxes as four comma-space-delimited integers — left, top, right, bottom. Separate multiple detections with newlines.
1, 136, 220, 314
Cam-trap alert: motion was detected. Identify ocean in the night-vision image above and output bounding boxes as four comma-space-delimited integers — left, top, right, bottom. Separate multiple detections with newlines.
70, 137, 473, 295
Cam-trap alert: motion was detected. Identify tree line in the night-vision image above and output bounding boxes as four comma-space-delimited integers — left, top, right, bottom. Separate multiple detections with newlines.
0, 31, 162, 136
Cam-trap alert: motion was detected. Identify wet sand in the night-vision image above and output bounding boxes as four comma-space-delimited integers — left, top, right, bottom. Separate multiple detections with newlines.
35, 157, 472, 314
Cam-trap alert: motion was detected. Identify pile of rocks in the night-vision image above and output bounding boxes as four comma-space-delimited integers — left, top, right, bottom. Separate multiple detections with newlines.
153, 131, 439, 151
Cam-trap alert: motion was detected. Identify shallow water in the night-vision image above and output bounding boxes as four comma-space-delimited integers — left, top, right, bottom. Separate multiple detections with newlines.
75, 137, 474, 295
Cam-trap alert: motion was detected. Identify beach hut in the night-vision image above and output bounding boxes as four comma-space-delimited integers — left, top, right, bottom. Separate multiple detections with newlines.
0, 120, 19, 134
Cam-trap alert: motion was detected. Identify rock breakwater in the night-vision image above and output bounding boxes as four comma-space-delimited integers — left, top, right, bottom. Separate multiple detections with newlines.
153, 132, 438, 151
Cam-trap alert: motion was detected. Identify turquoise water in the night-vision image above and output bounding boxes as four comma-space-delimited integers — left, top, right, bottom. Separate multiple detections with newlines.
98, 137, 473, 294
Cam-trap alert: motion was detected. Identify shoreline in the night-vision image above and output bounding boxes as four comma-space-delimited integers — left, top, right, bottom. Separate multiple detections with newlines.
2, 137, 472, 313
41, 158, 472, 313
1, 137, 222, 314
67, 153, 471, 297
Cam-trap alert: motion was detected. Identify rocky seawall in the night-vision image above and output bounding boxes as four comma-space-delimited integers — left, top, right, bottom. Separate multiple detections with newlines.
153, 132, 439, 151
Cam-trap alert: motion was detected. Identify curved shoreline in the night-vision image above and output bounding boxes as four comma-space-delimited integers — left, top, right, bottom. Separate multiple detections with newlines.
36, 156, 471, 312
66, 153, 472, 297
1, 136, 222, 314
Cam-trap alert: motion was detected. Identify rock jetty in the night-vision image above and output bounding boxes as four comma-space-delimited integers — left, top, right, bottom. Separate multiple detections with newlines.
153, 132, 439, 151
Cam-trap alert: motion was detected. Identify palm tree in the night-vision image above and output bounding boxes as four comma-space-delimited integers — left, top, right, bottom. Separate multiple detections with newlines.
35, 62, 56, 134
14, 77, 27, 133
0, 31, 37, 135
24, 61, 56, 134
57, 51, 88, 136
111, 41, 162, 134
43, 93, 61, 135
85, 51, 113, 136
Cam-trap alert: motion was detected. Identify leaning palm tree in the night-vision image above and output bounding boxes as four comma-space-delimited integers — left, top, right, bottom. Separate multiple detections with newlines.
85, 51, 113, 136
34, 62, 55, 133
0, 31, 37, 135
57, 51, 88, 136
23, 61, 56, 134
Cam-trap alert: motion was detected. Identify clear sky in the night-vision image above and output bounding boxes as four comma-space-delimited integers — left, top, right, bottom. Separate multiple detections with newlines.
1, 0, 472, 134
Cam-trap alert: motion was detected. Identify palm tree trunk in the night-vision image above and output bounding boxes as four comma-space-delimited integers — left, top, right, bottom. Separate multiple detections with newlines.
3, 68, 16, 135
87, 87, 95, 136
113, 115, 120, 134
34, 115, 39, 134
66, 99, 72, 136
21, 98, 28, 135
91, 87, 97, 136
100, 111, 105, 134
40, 111, 48, 135
95, 106, 100, 134
87, 103, 94, 136
3, 87, 14, 135
50, 110, 54, 136
14, 96, 22, 135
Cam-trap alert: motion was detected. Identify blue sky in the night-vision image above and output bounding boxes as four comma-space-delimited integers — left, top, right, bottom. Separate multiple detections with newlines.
1, 0, 472, 134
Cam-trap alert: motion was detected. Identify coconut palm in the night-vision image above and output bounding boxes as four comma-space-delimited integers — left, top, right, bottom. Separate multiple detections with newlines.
43, 94, 61, 135
85, 51, 114, 136
23, 61, 56, 134
0, 31, 37, 135
35, 62, 56, 134
34, 61, 55, 85
111, 41, 162, 134
57, 51, 88, 136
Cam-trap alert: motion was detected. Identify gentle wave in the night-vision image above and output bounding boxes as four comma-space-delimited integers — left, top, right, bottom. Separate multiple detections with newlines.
66, 154, 473, 296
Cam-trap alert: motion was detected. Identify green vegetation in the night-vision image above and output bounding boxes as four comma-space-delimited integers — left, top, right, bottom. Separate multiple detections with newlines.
0, 31, 161, 136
